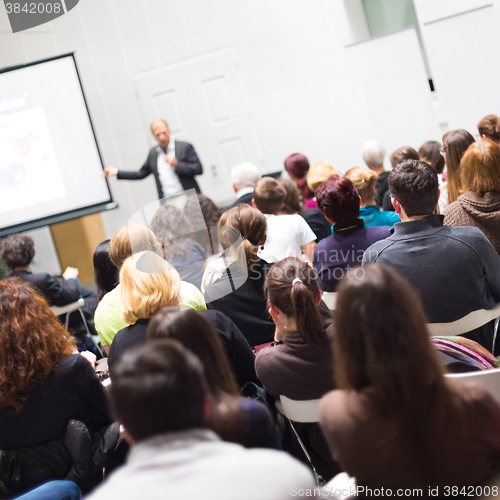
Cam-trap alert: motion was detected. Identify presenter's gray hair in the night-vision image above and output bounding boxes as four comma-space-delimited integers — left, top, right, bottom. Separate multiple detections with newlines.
230, 162, 261, 190
362, 140, 386, 167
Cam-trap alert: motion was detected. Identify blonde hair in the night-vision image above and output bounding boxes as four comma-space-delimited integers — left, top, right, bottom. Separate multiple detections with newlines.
460, 139, 500, 195
344, 167, 378, 204
110, 224, 160, 268
120, 251, 180, 324
306, 162, 338, 192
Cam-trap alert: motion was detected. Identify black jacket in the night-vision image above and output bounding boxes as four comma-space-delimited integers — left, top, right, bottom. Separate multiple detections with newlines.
117, 141, 203, 198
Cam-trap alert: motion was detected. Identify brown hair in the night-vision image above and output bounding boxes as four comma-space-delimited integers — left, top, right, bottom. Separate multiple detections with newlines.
334, 264, 469, 479
146, 309, 247, 445
253, 177, 286, 215
442, 129, 475, 204
279, 178, 301, 214
218, 205, 266, 272
344, 167, 378, 204
418, 140, 445, 175
109, 224, 160, 268
1, 234, 35, 269
265, 257, 323, 346
478, 115, 500, 144
0, 278, 75, 414
390, 146, 419, 170
460, 139, 500, 195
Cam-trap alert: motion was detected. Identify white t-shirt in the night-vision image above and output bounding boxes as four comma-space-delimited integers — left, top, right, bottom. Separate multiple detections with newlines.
157, 138, 184, 196
258, 213, 316, 263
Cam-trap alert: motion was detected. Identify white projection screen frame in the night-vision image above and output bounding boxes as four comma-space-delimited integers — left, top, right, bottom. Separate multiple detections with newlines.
0, 53, 116, 237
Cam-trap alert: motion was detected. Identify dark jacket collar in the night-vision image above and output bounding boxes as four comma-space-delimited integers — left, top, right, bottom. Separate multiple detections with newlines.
333, 218, 364, 234
390, 214, 444, 238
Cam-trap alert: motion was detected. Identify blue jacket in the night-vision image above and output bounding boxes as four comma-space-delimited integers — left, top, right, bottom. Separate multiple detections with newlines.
360, 205, 400, 227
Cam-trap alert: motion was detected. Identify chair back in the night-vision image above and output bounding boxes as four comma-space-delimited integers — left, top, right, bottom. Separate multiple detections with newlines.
446, 367, 500, 403
322, 292, 337, 311
276, 395, 321, 423
49, 298, 85, 317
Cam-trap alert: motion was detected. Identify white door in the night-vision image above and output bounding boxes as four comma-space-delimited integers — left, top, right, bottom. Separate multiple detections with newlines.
134, 50, 263, 204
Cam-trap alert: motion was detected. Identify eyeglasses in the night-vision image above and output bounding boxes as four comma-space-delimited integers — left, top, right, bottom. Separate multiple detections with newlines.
439, 149, 447, 156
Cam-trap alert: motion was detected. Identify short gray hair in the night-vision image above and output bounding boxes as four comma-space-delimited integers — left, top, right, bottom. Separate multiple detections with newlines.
362, 140, 386, 167
230, 162, 261, 190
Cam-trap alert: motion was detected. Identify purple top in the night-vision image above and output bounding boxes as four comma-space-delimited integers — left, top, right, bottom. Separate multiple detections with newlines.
314, 219, 391, 291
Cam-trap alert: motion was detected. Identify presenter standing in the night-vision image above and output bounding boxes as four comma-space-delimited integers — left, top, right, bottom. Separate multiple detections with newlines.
104, 120, 203, 198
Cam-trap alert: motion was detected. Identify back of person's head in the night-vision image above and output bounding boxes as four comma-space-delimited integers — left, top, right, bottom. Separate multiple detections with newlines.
120, 251, 180, 324
361, 140, 386, 168
316, 175, 360, 224
265, 257, 323, 346
1, 234, 35, 270
390, 146, 419, 170
388, 160, 439, 216
418, 140, 445, 175
279, 178, 301, 214
218, 204, 266, 272
306, 162, 338, 192
0, 278, 74, 414
284, 153, 310, 180
442, 129, 475, 203
110, 339, 208, 442
253, 177, 287, 215
147, 309, 239, 398
182, 194, 222, 255
230, 162, 261, 191
344, 167, 378, 205
93, 240, 119, 302
109, 224, 160, 269
478, 114, 500, 144
460, 139, 500, 195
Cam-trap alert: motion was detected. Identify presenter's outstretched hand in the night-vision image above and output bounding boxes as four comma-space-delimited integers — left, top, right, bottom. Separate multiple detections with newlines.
63, 267, 79, 280
102, 166, 118, 177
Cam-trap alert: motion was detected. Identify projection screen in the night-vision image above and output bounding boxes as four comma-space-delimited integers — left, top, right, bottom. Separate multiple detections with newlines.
0, 53, 116, 237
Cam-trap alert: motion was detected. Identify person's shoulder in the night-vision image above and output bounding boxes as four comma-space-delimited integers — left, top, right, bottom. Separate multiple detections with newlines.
366, 224, 392, 237
441, 224, 492, 247
319, 389, 355, 429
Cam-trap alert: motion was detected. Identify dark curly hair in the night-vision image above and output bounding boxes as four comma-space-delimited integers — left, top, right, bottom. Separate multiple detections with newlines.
0, 278, 75, 414
1, 234, 35, 269
316, 175, 359, 225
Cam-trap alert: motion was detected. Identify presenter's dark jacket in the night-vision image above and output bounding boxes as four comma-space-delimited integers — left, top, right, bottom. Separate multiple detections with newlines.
117, 141, 203, 198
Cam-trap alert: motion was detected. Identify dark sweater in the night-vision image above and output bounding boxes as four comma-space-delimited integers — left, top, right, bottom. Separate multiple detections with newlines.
0, 355, 112, 449
204, 259, 275, 347
108, 319, 150, 370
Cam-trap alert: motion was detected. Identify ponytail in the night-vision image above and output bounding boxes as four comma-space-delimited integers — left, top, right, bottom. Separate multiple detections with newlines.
266, 257, 323, 346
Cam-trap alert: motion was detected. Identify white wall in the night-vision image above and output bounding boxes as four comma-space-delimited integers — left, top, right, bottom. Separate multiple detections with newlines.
2, 0, 500, 270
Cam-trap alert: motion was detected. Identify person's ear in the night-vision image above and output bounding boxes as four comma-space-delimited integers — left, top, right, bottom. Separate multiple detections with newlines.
251, 198, 256, 208
391, 196, 401, 214
268, 301, 279, 318
315, 290, 322, 306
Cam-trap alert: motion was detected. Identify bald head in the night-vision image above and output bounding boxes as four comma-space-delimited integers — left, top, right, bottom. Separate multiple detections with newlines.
151, 120, 170, 149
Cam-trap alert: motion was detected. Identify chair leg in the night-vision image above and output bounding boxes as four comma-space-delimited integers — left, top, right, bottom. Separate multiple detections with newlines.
78, 308, 105, 358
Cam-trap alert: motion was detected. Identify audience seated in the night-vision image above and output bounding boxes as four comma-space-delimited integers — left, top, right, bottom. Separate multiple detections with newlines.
439, 129, 475, 213
304, 162, 338, 209
204, 205, 275, 347
280, 178, 331, 244
1, 233, 98, 347
363, 160, 500, 352
320, 264, 500, 491
284, 152, 314, 204
149, 204, 207, 289
0, 278, 113, 496
183, 193, 222, 256
94, 224, 205, 354
146, 309, 280, 449
86, 340, 314, 500
313, 175, 390, 291
478, 114, 500, 145
255, 257, 339, 480
362, 139, 388, 207
225, 162, 261, 211
254, 177, 316, 263
93, 240, 119, 303
344, 166, 400, 227
107, 251, 181, 369
444, 139, 500, 256
418, 140, 445, 184
382, 146, 419, 211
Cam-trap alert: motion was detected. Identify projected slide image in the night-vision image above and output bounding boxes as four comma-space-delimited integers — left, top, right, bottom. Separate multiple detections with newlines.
0, 106, 66, 213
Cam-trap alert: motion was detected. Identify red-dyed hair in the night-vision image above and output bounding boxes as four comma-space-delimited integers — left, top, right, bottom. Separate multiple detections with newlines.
0, 278, 75, 414
316, 175, 360, 224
